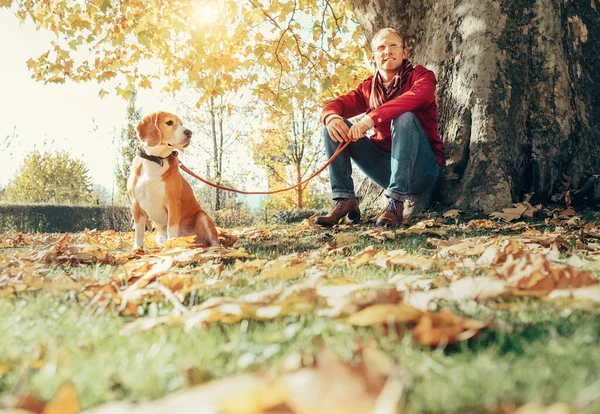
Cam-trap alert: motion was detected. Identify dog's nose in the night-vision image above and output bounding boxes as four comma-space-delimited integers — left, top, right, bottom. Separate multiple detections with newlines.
184, 129, 192, 138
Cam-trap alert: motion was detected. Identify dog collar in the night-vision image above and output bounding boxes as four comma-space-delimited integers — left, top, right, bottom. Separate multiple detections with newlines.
137, 147, 177, 167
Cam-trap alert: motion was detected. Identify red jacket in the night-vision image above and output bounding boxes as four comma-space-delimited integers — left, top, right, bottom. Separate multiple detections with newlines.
320, 65, 444, 165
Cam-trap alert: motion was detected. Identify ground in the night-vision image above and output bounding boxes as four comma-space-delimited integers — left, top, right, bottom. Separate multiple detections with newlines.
1, 204, 599, 414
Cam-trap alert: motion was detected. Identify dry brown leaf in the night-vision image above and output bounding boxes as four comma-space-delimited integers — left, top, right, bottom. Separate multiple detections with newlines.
389, 274, 436, 292
434, 237, 494, 259
47, 274, 85, 293
13, 395, 45, 413
318, 283, 400, 318
346, 246, 378, 267
374, 250, 433, 271
448, 277, 509, 301
283, 349, 399, 414
81, 374, 277, 414
466, 219, 497, 229
82, 349, 400, 414
231, 259, 268, 276
412, 310, 492, 346
547, 284, 600, 304
158, 274, 204, 294
443, 209, 463, 219
360, 229, 396, 242
513, 402, 572, 414
492, 253, 598, 293
335, 233, 359, 245
259, 255, 307, 281
490, 204, 528, 222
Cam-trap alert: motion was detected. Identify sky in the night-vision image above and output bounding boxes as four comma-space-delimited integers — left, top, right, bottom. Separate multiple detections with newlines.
0, 8, 265, 207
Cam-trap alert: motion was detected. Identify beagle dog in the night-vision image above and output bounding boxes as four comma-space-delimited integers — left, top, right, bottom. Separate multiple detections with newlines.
127, 111, 219, 249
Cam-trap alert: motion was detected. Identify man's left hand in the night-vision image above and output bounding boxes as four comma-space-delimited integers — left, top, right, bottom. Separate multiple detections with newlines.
348, 121, 370, 141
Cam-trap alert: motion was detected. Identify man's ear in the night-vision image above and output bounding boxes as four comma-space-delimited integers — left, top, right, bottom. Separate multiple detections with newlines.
136, 113, 162, 147
402, 47, 409, 60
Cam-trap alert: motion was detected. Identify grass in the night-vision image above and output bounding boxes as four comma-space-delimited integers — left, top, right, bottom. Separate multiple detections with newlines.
1, 220, 600, 412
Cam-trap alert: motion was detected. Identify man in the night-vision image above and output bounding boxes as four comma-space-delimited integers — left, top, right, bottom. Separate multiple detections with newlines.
315, 28, 444, 227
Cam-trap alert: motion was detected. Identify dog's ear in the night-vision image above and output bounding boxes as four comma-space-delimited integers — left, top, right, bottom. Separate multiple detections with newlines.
136, 113, 162, 147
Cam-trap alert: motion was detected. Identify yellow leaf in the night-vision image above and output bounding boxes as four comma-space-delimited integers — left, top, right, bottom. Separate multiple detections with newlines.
335, 233, 358, 245
443, 209, 462, 218
489, 204, 528, 222
161, 236, 199, 249
139, 77, 152, 89
47, 76, 65, 84
347, 304, 422, 326
43, 383, 79, 414
513, 402, 572, 414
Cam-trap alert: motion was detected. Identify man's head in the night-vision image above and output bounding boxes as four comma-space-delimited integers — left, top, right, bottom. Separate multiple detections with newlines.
370, 28, 408, 78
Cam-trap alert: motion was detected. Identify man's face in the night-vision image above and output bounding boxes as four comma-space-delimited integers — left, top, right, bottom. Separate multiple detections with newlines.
370, 32, 408, 74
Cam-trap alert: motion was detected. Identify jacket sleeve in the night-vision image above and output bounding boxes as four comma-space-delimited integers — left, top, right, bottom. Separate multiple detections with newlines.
319, 79, 370, 125
367, 69, 436, 127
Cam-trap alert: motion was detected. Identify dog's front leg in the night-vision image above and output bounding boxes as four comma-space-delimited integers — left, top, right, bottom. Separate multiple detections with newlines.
132, 204, 147, 249
167, 201, 181, 241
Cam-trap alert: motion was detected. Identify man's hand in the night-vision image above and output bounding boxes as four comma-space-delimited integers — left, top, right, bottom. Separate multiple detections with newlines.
326, 117, 351, 143
348, 122, 370, 141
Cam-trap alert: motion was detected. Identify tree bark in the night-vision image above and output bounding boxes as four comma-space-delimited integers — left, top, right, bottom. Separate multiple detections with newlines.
348, 0, 599, 211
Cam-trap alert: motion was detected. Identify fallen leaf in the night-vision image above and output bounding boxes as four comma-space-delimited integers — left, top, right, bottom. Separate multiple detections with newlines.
443, 209, 463, 219
335, 233, 359, 245
513, 402, 572, 414
412, 310, 492, 346
43, 383, 79, 414
490, 204, 528, 222
347, 304, 423, 326
492, 253, 598, 293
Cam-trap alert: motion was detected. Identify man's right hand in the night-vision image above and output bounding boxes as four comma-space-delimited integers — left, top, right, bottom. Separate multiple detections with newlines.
326, 117, 351, 143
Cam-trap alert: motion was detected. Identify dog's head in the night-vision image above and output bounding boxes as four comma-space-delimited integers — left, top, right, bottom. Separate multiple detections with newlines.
136, 112, 192, 150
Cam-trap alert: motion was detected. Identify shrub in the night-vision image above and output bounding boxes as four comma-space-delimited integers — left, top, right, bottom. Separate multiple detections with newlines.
0, 204, 131, 233
212, 207, 255, 229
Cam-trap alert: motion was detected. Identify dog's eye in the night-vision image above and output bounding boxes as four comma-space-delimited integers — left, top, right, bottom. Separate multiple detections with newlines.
166, 120, 174, 126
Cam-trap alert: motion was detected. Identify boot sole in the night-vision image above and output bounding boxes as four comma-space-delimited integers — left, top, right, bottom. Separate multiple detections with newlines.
347, 211, 361, 224
315, 211, 361, 227
376, 220, 401, 228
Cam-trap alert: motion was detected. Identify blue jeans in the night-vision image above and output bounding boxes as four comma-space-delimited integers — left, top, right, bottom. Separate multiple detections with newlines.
324, 112, 440, 201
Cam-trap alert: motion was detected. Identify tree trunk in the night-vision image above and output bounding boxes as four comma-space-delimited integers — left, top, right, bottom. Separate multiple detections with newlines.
349, 0, 600, 212
297, 164, 303, 208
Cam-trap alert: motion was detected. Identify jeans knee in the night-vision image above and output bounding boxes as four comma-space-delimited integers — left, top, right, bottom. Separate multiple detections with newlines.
391, 112, 418, 132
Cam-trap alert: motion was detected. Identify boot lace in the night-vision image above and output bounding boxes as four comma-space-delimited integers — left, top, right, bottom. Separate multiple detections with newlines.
386, 199, 400, 218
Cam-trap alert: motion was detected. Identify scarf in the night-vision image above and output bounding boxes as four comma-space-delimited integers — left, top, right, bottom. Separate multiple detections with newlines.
369, 59, 414, 110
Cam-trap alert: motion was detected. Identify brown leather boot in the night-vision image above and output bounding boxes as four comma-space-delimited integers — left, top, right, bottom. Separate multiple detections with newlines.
315, 198, 361, 227
376, 199, 404, 227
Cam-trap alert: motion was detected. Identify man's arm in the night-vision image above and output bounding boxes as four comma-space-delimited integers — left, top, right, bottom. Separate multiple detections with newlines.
320, 81, 370, 125
366, 69, 436, 128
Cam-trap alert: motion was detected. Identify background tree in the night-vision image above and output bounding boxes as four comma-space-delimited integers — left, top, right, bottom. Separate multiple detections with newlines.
114, 90, 141, 206
2, 151, 94, 204
251, 74, 334, 210
2, 0, 367, 212
349, 0, 600, 211
184, 93, 249, 212
6, 1, 593, 211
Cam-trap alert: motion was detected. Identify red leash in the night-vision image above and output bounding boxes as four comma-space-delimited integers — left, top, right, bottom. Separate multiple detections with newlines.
177, 141, 350, 195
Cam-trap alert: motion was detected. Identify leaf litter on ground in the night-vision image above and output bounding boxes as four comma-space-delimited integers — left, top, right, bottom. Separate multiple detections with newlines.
1, 205, 600, 412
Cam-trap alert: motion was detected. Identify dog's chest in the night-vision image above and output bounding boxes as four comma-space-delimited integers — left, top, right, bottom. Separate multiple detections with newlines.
133, 162, 169, 224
